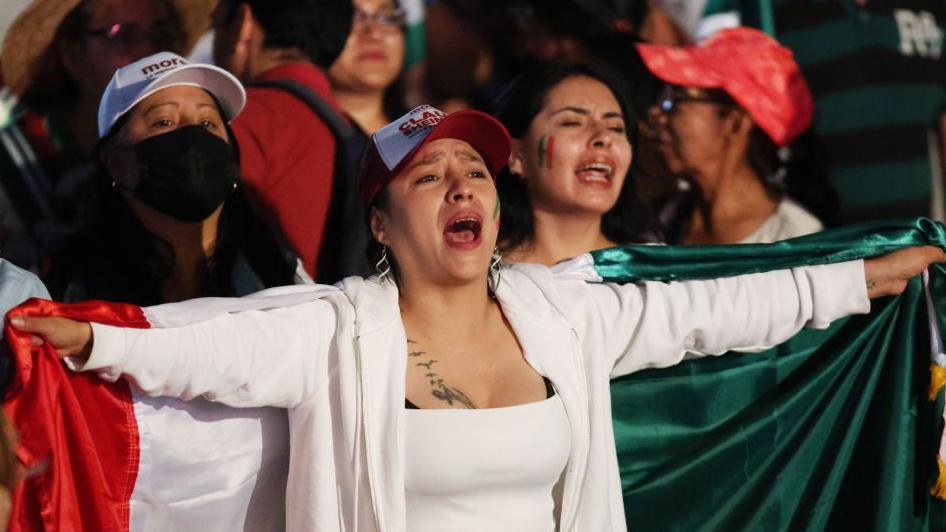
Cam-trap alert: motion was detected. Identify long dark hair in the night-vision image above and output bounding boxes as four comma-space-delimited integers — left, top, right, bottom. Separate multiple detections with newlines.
660, 87, 838, 242
218, 0, 352, 68
490, 62, 661, 253
46, 115, 297, 305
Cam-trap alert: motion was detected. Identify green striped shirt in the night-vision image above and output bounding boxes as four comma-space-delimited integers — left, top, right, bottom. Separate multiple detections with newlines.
699, 0, 946, 222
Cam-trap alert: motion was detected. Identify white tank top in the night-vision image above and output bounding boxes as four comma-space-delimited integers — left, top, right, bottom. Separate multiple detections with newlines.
403, 394, 571, 531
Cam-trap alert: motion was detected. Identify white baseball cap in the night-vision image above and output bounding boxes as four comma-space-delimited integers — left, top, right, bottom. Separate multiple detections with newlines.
97, 51, 246, 138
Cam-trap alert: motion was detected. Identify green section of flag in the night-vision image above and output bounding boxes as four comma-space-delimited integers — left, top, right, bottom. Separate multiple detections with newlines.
599, 219, 946, 530
403, 21, 426, 69
400, 0, 425, 68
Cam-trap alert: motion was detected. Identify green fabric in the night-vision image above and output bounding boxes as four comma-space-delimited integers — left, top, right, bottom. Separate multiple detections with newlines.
598, 219, 946, 531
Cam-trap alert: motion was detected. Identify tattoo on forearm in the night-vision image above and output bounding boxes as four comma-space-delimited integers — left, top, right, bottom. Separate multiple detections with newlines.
406, 338, 476, 409
867, 278, 877, 290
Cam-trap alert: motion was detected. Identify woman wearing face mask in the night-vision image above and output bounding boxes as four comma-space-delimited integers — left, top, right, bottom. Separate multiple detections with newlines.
46, 51, 306, 305
328, 0, 407, 134
639, 27, 836, 245
15, 104, 942, 530
492, 63, 661, 266
41, 52, 300, 529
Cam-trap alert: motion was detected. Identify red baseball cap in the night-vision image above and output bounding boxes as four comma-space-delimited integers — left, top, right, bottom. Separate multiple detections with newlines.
636, 27, 813, 147
359, 105, 512, 207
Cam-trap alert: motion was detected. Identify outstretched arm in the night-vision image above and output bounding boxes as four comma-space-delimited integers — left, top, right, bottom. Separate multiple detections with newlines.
560, 246, 945, 377
11, 299, 338, 408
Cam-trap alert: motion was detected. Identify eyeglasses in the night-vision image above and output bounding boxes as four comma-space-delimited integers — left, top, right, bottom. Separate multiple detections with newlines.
353, 7, 406, 31
656, 85, 732, 114
84, 21, 175, 52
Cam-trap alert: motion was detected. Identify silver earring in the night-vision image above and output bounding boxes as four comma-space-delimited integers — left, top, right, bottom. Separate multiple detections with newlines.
375, 246, 392, 282
488, 247, 502, 297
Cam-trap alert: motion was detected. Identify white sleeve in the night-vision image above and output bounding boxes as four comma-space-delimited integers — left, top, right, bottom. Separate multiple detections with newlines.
560, 260, 870, 377
70, 299, 338, 409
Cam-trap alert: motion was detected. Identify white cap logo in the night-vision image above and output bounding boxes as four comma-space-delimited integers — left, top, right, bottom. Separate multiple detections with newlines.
374, 105, 448, 169
97, 51, 246, 138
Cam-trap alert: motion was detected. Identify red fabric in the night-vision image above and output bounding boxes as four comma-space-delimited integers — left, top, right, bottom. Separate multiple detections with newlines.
4, 299, 150, 532
232, 62, 340, 278
636, 27, 814, 147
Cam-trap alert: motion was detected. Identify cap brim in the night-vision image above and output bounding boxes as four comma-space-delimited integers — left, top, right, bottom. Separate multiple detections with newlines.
109, 63, 246, 135
393, 110, 511, 180
635, 42, 723, 89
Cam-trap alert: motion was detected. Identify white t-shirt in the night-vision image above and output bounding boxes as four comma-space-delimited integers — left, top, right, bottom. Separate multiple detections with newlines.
739, 198, 824, 244
404, 395, 571, 531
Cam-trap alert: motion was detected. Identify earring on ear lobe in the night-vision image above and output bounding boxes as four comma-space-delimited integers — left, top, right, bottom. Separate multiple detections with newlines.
375, 246, 392, 282
487, 247, 502, 298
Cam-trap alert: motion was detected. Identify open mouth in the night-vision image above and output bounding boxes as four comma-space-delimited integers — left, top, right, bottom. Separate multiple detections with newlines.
443, 215, 483, 247
575, 160, 615, 184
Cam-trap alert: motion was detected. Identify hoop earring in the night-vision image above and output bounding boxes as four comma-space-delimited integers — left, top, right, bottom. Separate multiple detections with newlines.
487, 247, 502, 298
375, 246, 392, 282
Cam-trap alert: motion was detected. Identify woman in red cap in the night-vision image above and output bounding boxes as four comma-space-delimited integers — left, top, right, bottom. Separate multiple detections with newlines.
12, 103, 942, 530
639, 27, 835, 244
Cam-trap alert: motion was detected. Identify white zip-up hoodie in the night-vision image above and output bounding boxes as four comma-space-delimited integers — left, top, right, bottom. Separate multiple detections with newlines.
77, 256, 870, 531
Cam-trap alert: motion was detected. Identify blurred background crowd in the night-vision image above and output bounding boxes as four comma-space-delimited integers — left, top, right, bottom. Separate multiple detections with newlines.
0, 0, 943, 300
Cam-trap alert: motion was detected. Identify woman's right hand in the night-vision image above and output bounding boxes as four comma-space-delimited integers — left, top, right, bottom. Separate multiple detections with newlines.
9, 316, 93, 361
863, 245, 946, 298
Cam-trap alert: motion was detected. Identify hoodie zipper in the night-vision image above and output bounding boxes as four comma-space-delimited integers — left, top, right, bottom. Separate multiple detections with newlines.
558, 326, 589, 531
354, 334, 386, 530
343, 285, 385, 532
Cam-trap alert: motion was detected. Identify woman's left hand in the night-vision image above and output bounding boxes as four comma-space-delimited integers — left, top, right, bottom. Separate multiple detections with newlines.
863, 245, 946, 298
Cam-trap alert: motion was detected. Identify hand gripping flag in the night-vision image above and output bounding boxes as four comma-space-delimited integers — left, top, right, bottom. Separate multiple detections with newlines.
3, 298, 291, 532
599, 218, 946, 531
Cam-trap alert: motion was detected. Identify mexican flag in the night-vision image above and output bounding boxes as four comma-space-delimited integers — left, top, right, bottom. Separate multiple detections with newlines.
4, 220, 945, 530
4, 300, 292, 531
603, 219, 946, 530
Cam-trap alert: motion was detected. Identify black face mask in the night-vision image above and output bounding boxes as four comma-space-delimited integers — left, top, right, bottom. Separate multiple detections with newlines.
129, 125, 239, 222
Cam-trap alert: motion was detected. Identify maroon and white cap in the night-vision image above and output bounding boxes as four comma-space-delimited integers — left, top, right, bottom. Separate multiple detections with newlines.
359, 105, 511, 207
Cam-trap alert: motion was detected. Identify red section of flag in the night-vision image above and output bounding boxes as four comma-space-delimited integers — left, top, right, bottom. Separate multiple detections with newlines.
4, 299, 150, 531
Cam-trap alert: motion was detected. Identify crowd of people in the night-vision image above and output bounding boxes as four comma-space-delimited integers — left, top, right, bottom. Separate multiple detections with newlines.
0, 0, 945, 530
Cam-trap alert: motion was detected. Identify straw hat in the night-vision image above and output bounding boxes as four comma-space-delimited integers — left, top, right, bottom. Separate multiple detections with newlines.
1, 0, 218, 96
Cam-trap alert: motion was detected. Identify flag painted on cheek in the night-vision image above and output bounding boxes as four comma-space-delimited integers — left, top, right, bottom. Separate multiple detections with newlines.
538, 135, 555, 170
597, 218, 946, 530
